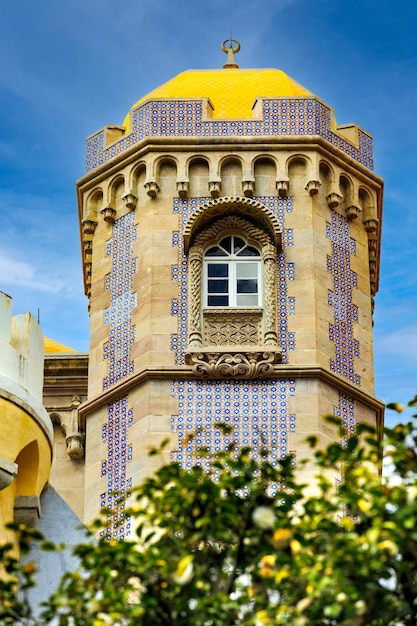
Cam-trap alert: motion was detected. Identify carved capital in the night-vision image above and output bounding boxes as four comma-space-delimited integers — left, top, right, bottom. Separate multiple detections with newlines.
208, 181, 221, 198
82, 219, 98, 236
185, 350, 281, 379
326, 193, 342, 209
177, 181, 189, 199
0, 457, 18, 491
346, 205, 361, 221
100, 206, 116, 224
242, 180, 254, 197
305, 180, 321, 195
144, 181, 160, 198
66, 433, 85, 460
363, 218, 378, 233
83, 239, 93, 256
276, 180, 289, 197
122, 192, 138, 211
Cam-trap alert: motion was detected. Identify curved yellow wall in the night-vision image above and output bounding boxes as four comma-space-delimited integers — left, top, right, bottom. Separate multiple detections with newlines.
0, 398, 52, 535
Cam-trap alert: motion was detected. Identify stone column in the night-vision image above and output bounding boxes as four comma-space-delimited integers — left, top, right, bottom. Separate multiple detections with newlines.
188, 245, 204, 348
262, 243, 278, 347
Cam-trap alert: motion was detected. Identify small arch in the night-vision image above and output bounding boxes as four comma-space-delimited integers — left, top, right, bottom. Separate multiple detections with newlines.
129, 162, 147, 195
14, 441, 39, 496
359, 186, 377, 225
188, 157, 210, 197
108, 174, 125, 211
155, 157, 177, 197
85, 188, 104, 221
220, 157, 243, 196
287, 155, 308, 178
184, 196, 281, 252
339, 174, 354, 207
253, 156, 277, 196
319, 160, 334, 187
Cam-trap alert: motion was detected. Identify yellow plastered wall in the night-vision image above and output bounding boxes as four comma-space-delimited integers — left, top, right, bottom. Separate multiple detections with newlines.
0, 398, 52, 537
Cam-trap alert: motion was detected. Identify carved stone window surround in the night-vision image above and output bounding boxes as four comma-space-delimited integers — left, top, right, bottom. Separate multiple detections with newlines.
186, 225, 282, 379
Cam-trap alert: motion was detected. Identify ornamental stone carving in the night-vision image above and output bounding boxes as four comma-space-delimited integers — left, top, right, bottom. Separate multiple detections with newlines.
363, 218, 378, 233
305, 180, 321, 195
346, 205, 361, 221
185, 350, 282, 379
177, 181, 189, 198
144, 181, 160, 198
204, 311, 262, 346
276, 180, 289, 197
100, 206, 116, 223
242, 180, 255, 197
122, 192, 138, 211
326, 192, 342, 209
208, 181, 221, 198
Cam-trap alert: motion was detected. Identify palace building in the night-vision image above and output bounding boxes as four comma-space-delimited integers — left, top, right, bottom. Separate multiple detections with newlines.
0, 41, 384, 549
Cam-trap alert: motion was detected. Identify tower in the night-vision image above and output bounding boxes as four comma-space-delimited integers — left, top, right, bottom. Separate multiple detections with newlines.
0, 292, 53, 537
77, 42, 384, 535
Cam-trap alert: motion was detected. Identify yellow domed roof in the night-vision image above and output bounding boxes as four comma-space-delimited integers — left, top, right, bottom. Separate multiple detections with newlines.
44, 337, 78, 354
124, 68, 313, 130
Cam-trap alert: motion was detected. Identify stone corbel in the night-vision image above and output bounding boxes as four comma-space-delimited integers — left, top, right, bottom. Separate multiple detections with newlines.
242, 180, 255, 198
14, 495, 41, 527
82, 219, 98, 236
305, 180, 321, 195
326, 192, 342, 209
85, 262, 92, 278
144, 181, 160, 198
51, 396, 85, 460
208, 181, 221, 198
122, 192, 138, 211
276, 180, 289, 197
0, 457, 18, 491
363, 218, 378, 233
83, 239, 93, 256
185, 350, 282, 380
345, 205, 361, 221
177, 181, 189, 199
100, 206, 117, 224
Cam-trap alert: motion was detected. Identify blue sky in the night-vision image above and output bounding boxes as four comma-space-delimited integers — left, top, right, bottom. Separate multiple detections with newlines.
1, 0, 416, 425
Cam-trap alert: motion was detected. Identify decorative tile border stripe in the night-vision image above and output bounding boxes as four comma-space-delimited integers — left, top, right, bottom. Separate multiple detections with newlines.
99, 396, 133, 540
85, 98, 374, 172
103, 213, 137, 390
326, 211, 360, 386
334, 392, 356, 446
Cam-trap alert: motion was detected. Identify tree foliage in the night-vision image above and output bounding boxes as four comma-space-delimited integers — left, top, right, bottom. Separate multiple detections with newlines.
2, 398, 417, 625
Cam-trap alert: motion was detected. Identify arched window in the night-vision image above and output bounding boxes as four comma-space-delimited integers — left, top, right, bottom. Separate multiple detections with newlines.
205, 235, 261, 307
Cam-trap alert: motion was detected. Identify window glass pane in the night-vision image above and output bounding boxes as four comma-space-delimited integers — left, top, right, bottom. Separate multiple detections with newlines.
237, 279, 258, 294
236, 263, 258, 278
238, 245, 260, 257
219, 236, 231, 253
206, 246, 227, 257
233, 237, 246, 253
208, 295, 229, 306
237, 294, 258, 306
208, 279, 228, 293
208, 264, 228, 277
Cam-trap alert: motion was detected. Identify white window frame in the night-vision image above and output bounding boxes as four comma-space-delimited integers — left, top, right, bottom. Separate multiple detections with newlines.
203, 235, 262, 308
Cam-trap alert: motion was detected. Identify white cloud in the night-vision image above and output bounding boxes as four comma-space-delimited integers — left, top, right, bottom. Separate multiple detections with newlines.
0, 254, 66, 293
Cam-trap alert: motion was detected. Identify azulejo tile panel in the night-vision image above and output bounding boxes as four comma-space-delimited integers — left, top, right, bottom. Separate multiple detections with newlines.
103, 213, 137, 390
326, 211, 360, 386
85, 98, 374, 172
100, 396, 133, 540
334, 393, 356, 446
170, 196, 295, 365
171, 379, 296, 471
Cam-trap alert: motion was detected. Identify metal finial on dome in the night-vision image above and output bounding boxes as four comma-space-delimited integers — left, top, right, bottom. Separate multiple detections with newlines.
221, 38, 240, 69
